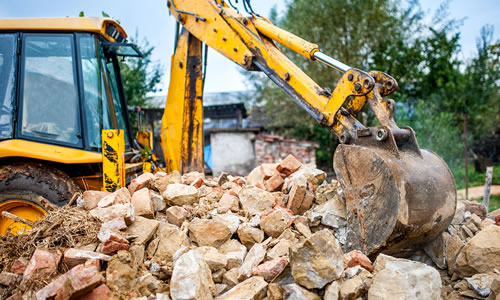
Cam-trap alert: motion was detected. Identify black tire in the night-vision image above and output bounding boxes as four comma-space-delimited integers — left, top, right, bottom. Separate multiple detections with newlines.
0, 163, 81, 208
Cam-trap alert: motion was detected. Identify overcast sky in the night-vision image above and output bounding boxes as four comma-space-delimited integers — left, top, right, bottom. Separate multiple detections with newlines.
1, 0, 498, 94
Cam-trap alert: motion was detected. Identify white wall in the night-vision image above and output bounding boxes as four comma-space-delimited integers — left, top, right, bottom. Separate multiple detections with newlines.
210, 131, 256, 176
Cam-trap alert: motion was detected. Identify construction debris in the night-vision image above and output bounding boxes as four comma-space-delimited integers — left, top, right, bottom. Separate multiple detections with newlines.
0, 154, 499, 300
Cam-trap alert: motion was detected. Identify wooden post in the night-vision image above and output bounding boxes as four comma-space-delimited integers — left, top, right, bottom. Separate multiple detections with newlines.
464, 113, 469, 200
483, 166, 493, 210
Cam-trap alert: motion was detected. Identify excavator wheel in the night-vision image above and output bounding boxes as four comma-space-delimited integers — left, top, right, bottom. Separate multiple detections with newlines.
0, 163, 81, 235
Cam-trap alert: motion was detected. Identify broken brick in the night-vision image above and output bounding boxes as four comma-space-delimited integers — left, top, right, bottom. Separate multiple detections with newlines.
23, 249, 62, 281
97, 230, 130, 255
128, 172, 154, 195
76, 284, 117, 300
264, 173, 284, 192
252, 256, 289, 282
345, 250, 373, 272
276, 154, 302, 176
10, 257, 28, 275
35, 263, 103, 300
287, 177, 314, 215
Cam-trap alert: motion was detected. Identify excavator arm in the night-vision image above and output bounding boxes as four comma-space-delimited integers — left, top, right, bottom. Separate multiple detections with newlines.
162, 0, 457, 256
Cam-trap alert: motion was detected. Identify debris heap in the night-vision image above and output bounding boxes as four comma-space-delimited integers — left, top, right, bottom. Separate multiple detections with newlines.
0, 154, 499, 300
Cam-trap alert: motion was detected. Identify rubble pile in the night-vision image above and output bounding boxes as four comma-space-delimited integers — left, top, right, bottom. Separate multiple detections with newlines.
426, 200, 500, 299
0, 153, 499, 300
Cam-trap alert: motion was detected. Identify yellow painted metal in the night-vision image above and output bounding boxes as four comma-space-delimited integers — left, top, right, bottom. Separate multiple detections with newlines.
0, 139, 102, 164
137, 131, 153, 149
102, 130, 125, 192
166, 1, 368, 139
221, 14, 330, 118
253, 18, 319, 60
0, 17, 126, 42
0, 200, 46, 235
321, 69, 374, 135
73, 162, 145, 191
167, 0, 253, 69
161, 29, 204, 173
142, 162, 153, 173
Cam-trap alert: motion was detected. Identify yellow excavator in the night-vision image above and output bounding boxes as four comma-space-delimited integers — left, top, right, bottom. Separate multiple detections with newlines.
0, 0, 456, 256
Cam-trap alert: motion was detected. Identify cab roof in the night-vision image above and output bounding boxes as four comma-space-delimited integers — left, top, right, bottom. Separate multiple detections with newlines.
0, 17, 127, 42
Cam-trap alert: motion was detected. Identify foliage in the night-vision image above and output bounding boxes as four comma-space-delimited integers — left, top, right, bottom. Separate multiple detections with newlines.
454, 165, 500, 190
119, 35, 163, 109
118, 35, 162, 133
245, 0, 499, 176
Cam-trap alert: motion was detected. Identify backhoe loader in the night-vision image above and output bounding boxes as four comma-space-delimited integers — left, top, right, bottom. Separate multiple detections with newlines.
0, 0, 456, 256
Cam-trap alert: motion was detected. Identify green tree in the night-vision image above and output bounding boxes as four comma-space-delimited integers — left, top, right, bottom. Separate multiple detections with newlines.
246, 0, 425, 170
119, 35, 163, 109
246, 0, 500, 180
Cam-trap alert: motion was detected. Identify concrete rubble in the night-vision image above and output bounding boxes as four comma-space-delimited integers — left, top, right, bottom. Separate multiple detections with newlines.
1, 154, 499, 300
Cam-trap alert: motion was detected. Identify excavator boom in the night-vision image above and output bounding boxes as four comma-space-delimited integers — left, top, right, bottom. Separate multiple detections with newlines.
162, 0, 456, 256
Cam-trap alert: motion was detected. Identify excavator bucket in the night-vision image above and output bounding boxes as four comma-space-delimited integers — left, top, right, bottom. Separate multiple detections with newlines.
332, 72, 457, 257
334, 127, 456, 257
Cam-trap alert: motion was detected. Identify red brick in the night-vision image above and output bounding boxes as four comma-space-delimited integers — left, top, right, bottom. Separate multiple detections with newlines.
252, 257, 289, 282
276, 154, 302, 176
286, 178, 313, 215
182, 171, 205, 185
231, 177, 245, 186
190, 177, 206, 188
23, 249, 62, 281
264, 174, 284, 192
346, 250, 373, 272
10, 257, 28, 275
97, 230, 129, 255
35, 264, 103, 300
101, 240, 129, 255
75, 284, 117, 300
128, 172, 154, 195
82, 191, 110, 210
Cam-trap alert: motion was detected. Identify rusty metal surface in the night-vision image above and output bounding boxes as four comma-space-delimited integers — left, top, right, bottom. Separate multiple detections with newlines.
335, 139, 456, 257
333, 73, 456, 257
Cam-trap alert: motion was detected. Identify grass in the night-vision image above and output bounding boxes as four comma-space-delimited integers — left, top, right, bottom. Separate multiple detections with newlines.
469, 194, 500, 213
451, 165, 499, 213
452, 165, 500, 190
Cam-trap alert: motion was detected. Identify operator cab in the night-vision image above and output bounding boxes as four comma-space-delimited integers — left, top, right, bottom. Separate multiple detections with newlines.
0, 17, 141, 153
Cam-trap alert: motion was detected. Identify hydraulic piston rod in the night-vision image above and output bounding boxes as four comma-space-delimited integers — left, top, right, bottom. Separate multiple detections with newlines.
313, 51, 350, 73
252, 18, 351, 73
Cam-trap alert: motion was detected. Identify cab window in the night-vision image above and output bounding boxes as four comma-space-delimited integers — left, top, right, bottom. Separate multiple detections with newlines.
0, 34, 17, 139
19, 34, 81, 146
79, 34, 132, 150
79, 34, 113, 150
